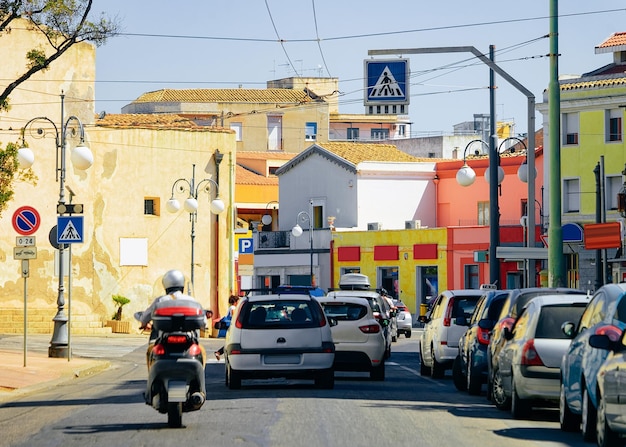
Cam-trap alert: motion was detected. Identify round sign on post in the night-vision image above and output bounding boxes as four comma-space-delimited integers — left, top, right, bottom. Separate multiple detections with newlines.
12, 206, 40, 236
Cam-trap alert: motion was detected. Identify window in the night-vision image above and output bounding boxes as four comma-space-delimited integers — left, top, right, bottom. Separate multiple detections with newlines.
563, 178, 580, 212
305, 122, 317, 141
371, 128, 389, 140
478, 201, 489, 225
144, 197, 160, 216
312, 204, 324, 229
230, 122, 242, 141
606, 109, 623, 142
464, 264, 480, 289
347, 127, 359, 140
562, 112, 579, 145
607, 175, 622, 210
397, 124, 406, 136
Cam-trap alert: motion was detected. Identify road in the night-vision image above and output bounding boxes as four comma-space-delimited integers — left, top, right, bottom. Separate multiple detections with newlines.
0, 335, 590, 447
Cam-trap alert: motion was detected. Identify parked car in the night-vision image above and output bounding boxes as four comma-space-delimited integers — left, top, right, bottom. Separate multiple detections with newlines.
494, 294, 590, 419
381, 291, 398, 342
419, 289, 484, 378
453, 289, 509, 395
317, 294, 387, 380
559, 283, 626, 441
333, 273, 393, 358
588, 328, 626, 447
488, 287, 587, 404
393, 300, 413, 338
224, 292, 335, 389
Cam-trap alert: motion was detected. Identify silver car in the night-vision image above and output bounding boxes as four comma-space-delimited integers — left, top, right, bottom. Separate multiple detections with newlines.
589, 328, 626, 447
494, 294, 590, 419
393, 300, 413, 338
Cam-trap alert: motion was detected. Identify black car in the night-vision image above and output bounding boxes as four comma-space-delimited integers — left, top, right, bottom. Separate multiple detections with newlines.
487, 287, 587, 406
453, 289, 509, 395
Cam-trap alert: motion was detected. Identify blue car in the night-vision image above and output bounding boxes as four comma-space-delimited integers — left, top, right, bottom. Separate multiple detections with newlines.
559, 283, 626, 442
453, 289, 509, 395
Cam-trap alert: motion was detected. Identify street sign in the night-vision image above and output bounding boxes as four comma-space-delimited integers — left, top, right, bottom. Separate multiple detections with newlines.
239, 238, 253, 254
57, 216, 84, 244
12, 206, 40, 236
364, 59, 409, 106
16, 236, 36, 246
14, 246, 37, 260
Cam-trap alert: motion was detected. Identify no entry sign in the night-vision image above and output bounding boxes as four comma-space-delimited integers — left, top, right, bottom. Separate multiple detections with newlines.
12, 206, 41, 236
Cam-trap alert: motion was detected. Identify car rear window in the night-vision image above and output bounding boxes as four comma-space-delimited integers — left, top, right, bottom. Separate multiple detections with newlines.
451, 296, 481, 318
321, 302, 368, 321
239, 299, 322, 329
535, 304, 587, 339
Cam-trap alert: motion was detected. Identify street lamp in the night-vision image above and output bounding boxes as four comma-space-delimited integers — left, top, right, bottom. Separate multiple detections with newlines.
261, 200, 279, 228
456, 139, 488, 186
292, 208, 314, 284
167, 164, 224, 294
17, 93, 93, 358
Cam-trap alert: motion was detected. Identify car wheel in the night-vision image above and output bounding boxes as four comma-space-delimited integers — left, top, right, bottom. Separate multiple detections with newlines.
467, 354, 481, 396
492, 367, 511, 411
405, 329, 412, 339
582, 386, 598, 442
227, 364, 241, 390
452, 355, 467, 391
559, 382, 580, 432
315, 368, 335, 389
597, 391, 623, 447
419, 348, 431, 376
431, 347, 445, 379
370, 360, 385, 381
511, 378, 531, 419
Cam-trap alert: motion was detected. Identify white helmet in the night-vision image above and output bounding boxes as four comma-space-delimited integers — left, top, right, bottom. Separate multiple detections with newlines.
162, 269, 185, 291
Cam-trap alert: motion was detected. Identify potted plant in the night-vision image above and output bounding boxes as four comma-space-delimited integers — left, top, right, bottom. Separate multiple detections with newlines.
107, 294, 131, 333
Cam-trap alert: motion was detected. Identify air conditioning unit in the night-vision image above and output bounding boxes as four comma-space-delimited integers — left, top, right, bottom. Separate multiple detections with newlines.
367, 222, 382, 231
405, 220, 422, 229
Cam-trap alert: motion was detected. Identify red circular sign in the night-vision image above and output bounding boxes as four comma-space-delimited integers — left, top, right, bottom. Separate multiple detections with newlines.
12, 206, 41, 235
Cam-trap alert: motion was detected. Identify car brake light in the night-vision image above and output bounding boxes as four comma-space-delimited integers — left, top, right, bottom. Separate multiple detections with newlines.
359, 324, 381, 334
152, 344, 166, 356
595, 325, 622, 342
166, 335, 188, 344
229, 348, 241, 355
477, 326, 491, 345
521, 339, 544, 366
443, 298, 454, 326
188, 344, 202, 356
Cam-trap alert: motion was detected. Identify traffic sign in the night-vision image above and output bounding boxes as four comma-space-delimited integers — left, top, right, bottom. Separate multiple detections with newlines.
12, 206, 40, 236
57, 216, 84, 244
14, 246, 37, 260
364, 59, 409, 106
16, 236, 36, 246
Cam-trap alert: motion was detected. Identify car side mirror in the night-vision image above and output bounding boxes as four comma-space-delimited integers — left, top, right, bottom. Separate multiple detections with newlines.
589, 333, 614, 350
478, 319, 494, 331
455, 316, 468, 326
328, 317, 338, 327
503, 326, 513, 341
418, 315, 429, 323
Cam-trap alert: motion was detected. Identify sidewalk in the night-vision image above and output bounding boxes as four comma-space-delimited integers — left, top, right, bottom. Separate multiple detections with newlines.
0, 333, 147, 402
0, 333, 226, 403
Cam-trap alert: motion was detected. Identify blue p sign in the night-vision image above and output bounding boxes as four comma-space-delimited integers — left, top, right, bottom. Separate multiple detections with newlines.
239, 238, 253, 254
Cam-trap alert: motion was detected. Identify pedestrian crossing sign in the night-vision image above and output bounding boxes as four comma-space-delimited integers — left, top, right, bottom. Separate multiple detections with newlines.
364, 59, 409, 106
57, 216, 84, 244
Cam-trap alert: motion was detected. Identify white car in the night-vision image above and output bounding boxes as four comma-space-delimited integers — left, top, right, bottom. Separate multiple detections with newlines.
317, 294, 387, 380
419, 289, 484, 378
394, 300, 413, 338
224, 293, 335, 389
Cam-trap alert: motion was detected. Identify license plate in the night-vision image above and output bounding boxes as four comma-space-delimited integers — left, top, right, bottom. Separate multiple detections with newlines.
167, 380, 188, 402
263, 354, 301, 365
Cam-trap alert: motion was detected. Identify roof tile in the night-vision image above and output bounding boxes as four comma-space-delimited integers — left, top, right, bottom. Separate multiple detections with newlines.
133, 88, 312, 104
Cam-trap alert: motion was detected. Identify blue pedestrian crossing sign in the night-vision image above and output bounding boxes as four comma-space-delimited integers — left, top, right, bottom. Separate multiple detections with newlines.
364, 59, 410, 106
57, 216, 84, 244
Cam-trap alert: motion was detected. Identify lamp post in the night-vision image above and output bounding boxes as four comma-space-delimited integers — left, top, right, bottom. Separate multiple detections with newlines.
17, 93, 93, 358
261, 200, 279, 229
292, 208, 314, 284
166, 164, 225, 294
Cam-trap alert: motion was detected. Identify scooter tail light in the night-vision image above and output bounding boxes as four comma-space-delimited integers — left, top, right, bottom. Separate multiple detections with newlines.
166, 335, 188, 344
152, 344, 166, 356
188, 344, 202, 356
521, 339, 544, 366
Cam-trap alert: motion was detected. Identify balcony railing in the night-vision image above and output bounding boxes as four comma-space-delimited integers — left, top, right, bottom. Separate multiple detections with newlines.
257, 230, 290, 249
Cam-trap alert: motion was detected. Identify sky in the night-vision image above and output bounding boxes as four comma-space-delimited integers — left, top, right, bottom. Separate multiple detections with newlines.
92, 1, 626, 138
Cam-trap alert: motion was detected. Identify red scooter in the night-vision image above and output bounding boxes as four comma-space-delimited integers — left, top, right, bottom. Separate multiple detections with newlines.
135, 300, 206, 428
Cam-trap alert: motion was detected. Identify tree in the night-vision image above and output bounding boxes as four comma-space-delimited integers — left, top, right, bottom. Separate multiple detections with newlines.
0, 0, 120, 214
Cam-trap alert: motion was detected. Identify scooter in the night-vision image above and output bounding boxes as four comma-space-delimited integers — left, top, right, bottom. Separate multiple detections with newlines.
134, 300, 206, 428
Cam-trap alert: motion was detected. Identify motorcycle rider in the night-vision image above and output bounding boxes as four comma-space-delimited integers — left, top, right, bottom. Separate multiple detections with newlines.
139, 269, 206, 366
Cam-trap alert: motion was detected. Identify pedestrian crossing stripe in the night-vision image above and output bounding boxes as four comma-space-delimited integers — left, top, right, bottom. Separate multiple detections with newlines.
57, 216, 84, 244
369, 66, 404, 98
